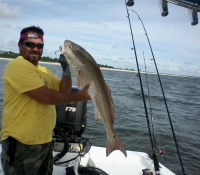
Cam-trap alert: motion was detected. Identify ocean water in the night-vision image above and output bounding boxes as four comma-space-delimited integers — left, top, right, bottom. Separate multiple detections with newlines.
0, 58, 200, 175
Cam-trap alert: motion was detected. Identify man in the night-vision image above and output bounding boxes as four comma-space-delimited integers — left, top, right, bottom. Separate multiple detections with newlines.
0, 25, 90, 175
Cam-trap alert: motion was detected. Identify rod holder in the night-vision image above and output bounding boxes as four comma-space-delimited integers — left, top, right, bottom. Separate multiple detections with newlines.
126, 0, 134, 7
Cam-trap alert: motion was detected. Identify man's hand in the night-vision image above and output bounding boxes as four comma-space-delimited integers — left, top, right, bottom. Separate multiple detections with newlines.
78, 84, 91, 101
58, 54, 71, 77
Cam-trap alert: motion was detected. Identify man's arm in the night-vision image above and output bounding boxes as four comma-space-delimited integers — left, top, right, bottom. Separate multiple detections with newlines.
25, 84, 90, 105
59, 76, 72, 94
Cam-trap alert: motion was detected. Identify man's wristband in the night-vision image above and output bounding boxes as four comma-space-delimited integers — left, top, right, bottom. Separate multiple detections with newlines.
62, 72, 71, 77
62, 65, 71, 77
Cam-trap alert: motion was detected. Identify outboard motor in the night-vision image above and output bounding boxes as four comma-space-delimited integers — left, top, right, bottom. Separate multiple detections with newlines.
55, 87, 87, 137
53, 87, 108, 175
52, 87, 91, 174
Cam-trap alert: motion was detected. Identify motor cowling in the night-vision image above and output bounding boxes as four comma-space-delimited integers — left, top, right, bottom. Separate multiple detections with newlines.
55, 86, 88, 136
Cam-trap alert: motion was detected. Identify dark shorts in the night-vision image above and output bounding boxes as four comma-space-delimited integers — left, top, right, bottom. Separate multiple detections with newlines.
1, 138, 53, 175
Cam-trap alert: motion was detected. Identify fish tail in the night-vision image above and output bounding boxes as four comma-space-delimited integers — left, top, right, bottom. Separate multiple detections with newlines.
106, 133, 127, 157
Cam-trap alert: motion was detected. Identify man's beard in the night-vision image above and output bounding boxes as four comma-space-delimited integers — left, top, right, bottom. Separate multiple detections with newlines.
28, 53, 41, 65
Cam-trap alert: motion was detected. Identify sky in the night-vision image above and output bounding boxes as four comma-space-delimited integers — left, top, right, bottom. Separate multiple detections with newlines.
0, 0, 200, 77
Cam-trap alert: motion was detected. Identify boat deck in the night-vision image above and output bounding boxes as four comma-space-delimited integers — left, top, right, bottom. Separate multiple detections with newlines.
0, 146, 175, 175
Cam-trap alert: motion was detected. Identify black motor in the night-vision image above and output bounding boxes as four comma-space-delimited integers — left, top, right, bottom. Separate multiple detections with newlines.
55, 86, 88, 136
53, 87, 89, 165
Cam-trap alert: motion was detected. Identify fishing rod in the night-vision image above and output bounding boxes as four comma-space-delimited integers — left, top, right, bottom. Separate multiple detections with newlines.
55, 46, 62, 57
143, 52, 157, 150
129, 8, 185, 175
143, 53, 166, 161
124, 1, 160, 175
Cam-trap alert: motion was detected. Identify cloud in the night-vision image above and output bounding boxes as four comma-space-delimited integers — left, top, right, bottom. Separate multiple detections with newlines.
118, 57, 124, 60
0, 3, 20, 19
0, 0, 199, 76
102, 56, 111, 60
183, 62, 193, 66
112, 46, 119, 50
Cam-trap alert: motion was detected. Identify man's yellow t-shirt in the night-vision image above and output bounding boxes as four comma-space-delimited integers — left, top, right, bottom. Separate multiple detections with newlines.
1, 56, 60, 145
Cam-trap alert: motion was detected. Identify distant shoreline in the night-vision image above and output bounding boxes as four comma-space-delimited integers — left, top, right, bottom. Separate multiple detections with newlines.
0, 57, 13, 61
0, 57, 136, 73
0, 57, 198, 78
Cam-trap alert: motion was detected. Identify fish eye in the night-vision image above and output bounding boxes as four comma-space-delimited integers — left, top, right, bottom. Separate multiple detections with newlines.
68, 44, 72, 49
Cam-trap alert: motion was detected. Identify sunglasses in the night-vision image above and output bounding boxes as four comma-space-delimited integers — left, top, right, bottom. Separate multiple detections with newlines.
22, 42, 44, 49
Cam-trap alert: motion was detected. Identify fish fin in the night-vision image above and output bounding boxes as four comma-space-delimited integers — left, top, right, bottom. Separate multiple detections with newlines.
106, 132, 127, 157
111, 97, 114, 124
94, 108, 101, 122
105, 84, 114, 124
76, 82, 80, 89
76, 70, 81, 88
76, 65, 89, 89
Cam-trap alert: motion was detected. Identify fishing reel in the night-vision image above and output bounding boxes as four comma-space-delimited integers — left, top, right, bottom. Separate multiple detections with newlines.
155, 148, 165, 160
141, 168, 153, 175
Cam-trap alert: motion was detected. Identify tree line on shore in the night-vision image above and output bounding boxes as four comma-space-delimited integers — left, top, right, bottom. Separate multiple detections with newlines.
0, 50, 135, 71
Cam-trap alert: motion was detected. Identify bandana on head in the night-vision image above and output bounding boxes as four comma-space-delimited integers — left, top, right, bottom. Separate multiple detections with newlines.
19, 33, 43, 41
